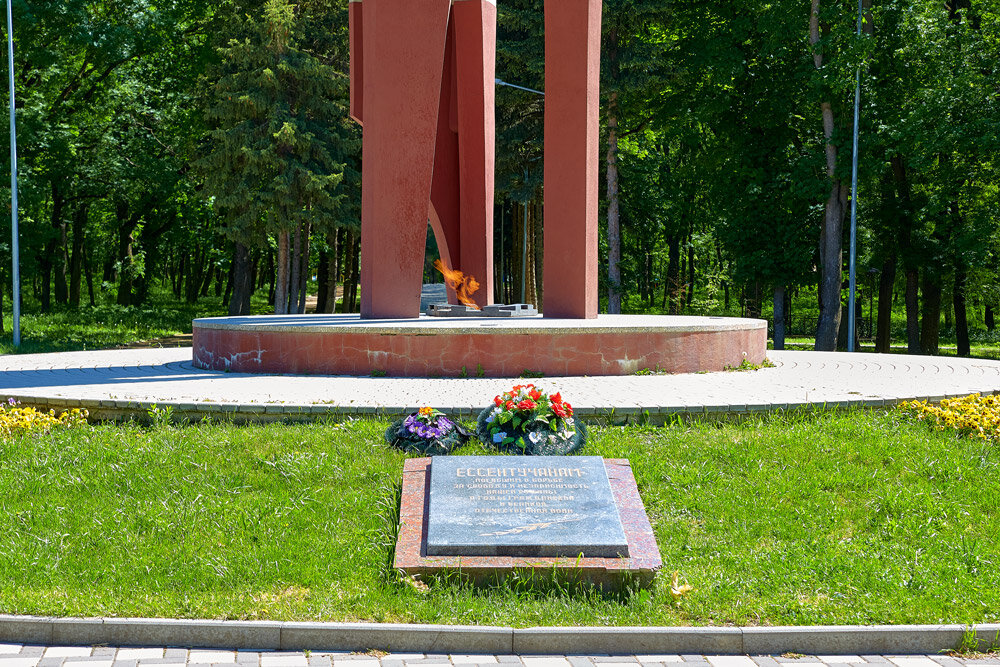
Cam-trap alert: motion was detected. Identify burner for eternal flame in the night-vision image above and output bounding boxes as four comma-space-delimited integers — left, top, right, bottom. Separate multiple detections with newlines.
425, 303, 538, 318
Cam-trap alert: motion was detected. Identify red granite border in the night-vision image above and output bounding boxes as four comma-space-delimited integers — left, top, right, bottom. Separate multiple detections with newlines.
191, 322, 766, 377
393, 457, 662, 588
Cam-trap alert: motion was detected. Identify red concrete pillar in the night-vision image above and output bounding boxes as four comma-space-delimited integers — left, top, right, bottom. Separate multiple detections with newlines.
452, 0, 496, 308
359, 0, 452, 319
543, 0, 602, 319
348, 1, 363, 124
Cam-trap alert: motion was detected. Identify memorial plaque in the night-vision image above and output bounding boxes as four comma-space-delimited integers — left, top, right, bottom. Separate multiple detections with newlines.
425, 456, 629, 558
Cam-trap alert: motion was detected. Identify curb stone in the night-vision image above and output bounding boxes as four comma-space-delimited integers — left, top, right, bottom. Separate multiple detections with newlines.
1, 617, 999, 655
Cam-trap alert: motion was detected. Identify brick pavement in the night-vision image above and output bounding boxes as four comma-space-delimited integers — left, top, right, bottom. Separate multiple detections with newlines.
0, 349, 999, 421
0, 646, 996, 667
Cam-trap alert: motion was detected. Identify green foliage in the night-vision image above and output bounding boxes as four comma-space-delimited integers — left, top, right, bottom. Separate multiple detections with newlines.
197, 0, 358, 244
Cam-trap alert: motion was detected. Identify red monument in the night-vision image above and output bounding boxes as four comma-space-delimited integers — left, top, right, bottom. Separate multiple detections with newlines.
190, 0, 768, 378
349, 0, 601, 319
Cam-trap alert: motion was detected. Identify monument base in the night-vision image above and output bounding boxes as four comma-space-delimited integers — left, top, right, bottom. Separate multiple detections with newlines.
191, 314, 767, 377
394, 458, 661, 590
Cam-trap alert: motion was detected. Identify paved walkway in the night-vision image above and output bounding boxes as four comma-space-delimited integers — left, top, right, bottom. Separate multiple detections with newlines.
0, 645, 997, 667
1, 349, 999, 420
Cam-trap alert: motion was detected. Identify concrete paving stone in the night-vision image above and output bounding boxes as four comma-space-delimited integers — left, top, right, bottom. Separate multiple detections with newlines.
17, 649, 46, 659
888, 659, 940, 667
111, 659, 137, 667
493, 658, 521, 665
680, 657, 707, 664
90, 651, 117, 660
44, 652, 92, 660
750, 658, 780, 667
261, 657, 308, 667
859, 658, 891, 664
450, 657, 498, 664
927, 658, 963, 667
136, 661, 191, 666
0, 658, 41, 667
331, 661, 379, 667
380, 656, 425, 662
187, 652, 236, 664
162, 651, 188, 661
521, 659, 571, 667
706, 658, 756, 667
635, 657, 683, 664
63, 661, 112, 667
591, 660, 636, 664
116, 651, 164, 661
0, 648, 21, 656
816, 658, 866, 664
236, 654, 263, 664
566, 659, 594, 667
36, 660, 64, 667
306, 658, 331, 667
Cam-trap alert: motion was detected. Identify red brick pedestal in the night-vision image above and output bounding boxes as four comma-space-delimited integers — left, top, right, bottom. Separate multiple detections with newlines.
191, 314, 767, 377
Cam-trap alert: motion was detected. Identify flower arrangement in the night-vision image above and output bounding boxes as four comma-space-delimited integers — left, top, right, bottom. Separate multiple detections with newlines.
385, 406, 469, 455
476, 384, 586, 455
0, 399, 88, 437
899, 393, 1000, 440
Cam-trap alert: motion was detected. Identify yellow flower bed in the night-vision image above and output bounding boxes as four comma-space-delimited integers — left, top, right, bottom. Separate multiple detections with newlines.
898, 393, 1000, 440
0, 402, 89, 437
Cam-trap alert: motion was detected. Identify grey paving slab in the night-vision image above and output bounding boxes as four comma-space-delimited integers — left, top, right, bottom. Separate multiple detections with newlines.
1, 349, 999, 420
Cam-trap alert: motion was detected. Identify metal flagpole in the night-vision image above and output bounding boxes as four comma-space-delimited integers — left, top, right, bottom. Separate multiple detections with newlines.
847, 0, 863, 352
5, 0, 19, 347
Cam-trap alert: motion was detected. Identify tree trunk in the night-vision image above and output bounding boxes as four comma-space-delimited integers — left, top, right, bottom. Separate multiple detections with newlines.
954, 264, 970, 357
322, 230, 339, 313
298, 221, 311, 313
986, 304, 995, 332
875, 255, 896, 353
229, 242, 253, 316
275, 231, 291, 314
54, 209, 69, 306
83, 246, 95, 306
905, 268, 920, 353
69, 204, 87, 308
316, 250, 329, 312
664, 235, 681, 314
920, 272, 942, 355
289, 223, 302, 313
773, 285, 786, 350
811, 0, 846, 351
687, 238, 695, 308
347, 230, 361, 312
606, 89, 622, 314
116, 200, 134, 307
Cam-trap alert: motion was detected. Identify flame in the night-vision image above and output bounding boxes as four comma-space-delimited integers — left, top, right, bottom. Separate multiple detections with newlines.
434, 259, 480, 309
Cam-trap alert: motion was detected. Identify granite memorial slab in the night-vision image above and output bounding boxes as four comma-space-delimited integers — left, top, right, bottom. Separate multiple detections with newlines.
426, 455, 629, 558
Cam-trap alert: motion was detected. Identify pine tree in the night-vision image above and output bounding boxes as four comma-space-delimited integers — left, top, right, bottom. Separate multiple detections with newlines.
198, 0, 353, 314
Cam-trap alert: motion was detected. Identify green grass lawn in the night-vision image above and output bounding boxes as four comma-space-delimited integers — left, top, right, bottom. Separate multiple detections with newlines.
1, 410, 997, 626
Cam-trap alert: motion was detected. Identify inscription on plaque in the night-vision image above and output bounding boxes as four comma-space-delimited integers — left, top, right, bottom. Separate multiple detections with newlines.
425, 456, 629, 558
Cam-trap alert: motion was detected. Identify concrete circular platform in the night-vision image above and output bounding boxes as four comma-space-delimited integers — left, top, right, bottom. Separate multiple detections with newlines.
2, 348, 1000, 423
191, 314, 768, 377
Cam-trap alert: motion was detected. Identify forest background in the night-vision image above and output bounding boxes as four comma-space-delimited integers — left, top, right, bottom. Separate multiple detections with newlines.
0, 0, 997, 356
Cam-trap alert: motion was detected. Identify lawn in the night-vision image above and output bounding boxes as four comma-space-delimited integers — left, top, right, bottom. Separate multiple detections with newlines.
1, 410, 997, 626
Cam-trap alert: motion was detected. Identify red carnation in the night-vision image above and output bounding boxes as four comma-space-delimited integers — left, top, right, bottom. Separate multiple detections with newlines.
505, 400, 516, 411
552, 404, 567, 417
551, 392, 562, 404
529, 389, 541, 400
517, 399, 536, 411
494, 396, 502, 407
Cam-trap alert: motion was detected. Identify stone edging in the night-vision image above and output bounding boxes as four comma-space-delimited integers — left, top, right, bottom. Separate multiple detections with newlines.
0, 392, 964, 426
1, 616, 999, 655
